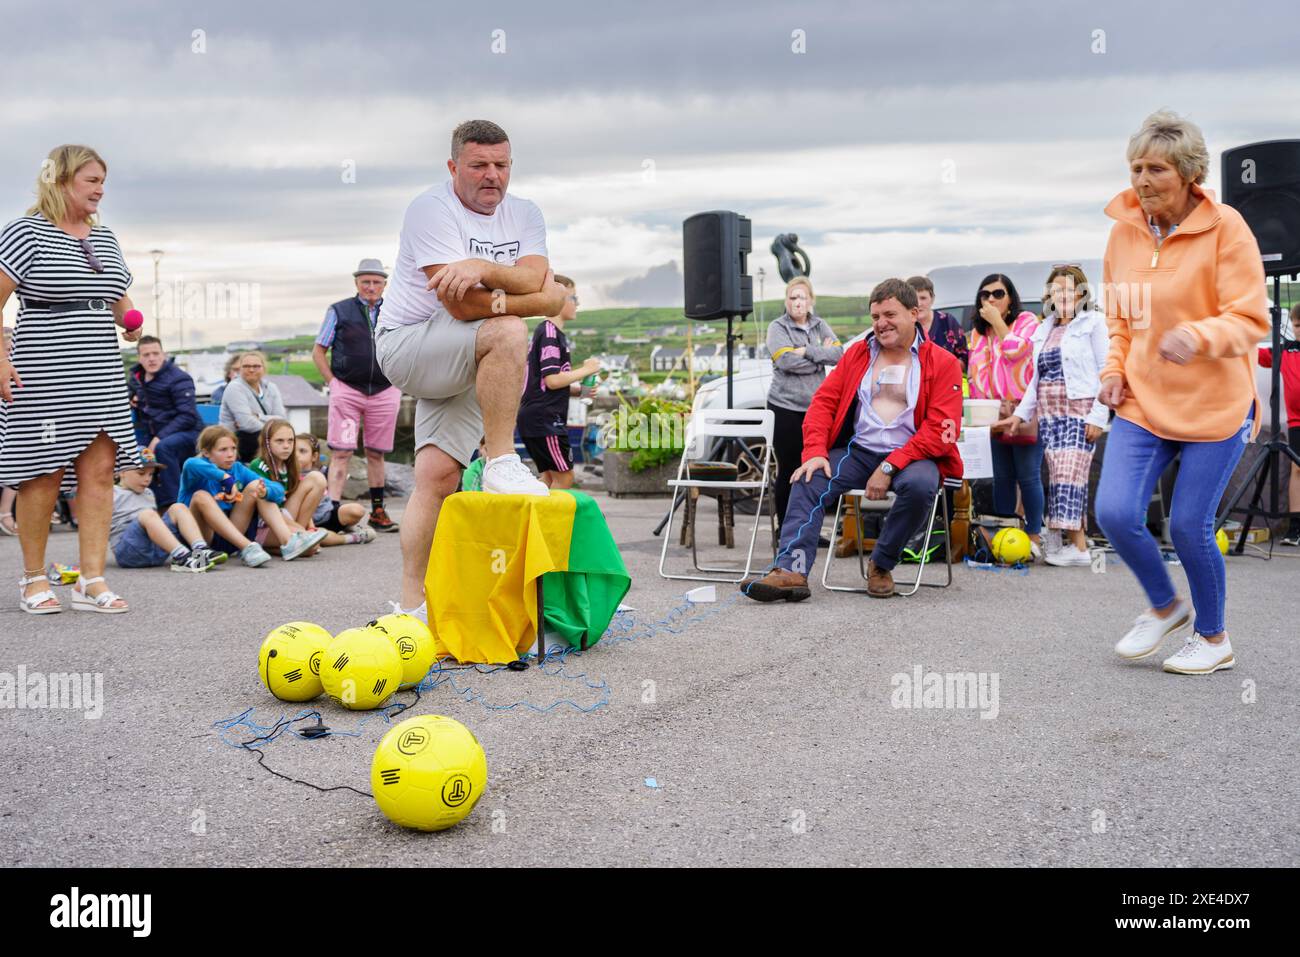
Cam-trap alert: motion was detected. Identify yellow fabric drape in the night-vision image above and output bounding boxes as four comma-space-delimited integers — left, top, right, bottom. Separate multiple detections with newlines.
427, 492, 577, 664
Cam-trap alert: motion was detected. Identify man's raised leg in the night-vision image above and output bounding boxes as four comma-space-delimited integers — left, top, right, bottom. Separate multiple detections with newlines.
400, 443, 461, 612
474, 315, 547, 495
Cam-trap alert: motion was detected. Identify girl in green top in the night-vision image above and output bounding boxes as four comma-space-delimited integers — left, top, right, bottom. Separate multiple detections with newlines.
250, 418, 329, 551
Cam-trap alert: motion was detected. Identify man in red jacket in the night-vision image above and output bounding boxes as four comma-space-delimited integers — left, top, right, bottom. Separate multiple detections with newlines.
742, 278, 964, 600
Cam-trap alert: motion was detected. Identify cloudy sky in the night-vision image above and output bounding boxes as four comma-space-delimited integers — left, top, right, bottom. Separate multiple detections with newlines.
2, 0, 1297, 346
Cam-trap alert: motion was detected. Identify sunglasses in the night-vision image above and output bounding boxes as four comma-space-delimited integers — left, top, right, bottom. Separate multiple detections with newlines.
979, 289, 1007, 301
1052, 262, 1081, 270
79, 238, 104, 274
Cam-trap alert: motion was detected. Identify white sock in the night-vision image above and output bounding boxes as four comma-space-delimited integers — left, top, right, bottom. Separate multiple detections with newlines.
169, 545, 189, 560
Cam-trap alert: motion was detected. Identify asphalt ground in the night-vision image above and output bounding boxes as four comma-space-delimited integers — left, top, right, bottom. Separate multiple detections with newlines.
2, 492, 1297, 867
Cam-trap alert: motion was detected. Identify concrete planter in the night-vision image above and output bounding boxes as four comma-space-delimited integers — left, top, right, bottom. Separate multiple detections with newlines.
603, 450, 678, 498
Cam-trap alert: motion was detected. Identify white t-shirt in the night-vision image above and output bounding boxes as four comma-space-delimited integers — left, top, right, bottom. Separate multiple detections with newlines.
379, 179, 548, 331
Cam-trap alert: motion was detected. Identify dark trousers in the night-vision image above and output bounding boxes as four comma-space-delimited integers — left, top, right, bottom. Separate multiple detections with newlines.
776, 442, 939, 575
768, 401, 806, 531
152, 430, 199, 509
990, 437, 1044, 534
134, 425, 200, 510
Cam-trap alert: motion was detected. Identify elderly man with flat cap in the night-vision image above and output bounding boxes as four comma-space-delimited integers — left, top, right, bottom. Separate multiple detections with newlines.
312, 258, 403, 532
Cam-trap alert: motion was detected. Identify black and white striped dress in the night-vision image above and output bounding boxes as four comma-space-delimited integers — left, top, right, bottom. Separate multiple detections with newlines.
0, 213, 140, 491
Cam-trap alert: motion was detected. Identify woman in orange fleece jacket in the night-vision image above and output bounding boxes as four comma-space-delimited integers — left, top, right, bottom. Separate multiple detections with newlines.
1094, 111, 1269, 676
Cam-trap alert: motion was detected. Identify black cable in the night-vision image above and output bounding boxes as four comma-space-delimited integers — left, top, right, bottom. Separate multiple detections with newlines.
235, 686, 423, 799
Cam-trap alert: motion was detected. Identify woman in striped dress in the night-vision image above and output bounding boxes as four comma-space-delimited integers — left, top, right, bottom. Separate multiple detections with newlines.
0, 145, 143, 614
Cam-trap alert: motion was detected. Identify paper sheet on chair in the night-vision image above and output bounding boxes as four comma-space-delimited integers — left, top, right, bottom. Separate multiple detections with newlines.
957, 427, 993, 479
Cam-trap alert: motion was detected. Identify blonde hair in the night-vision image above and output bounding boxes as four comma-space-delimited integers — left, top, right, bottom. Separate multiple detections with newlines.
27, 145, 108, 226
1126, 111, 1210, 185
785, 276, 814, 300
239, 350, 268, 372
197, 425, 238, 455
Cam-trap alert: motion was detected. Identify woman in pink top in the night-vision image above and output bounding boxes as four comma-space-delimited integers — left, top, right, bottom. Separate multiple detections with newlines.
967, 273, 1045, 555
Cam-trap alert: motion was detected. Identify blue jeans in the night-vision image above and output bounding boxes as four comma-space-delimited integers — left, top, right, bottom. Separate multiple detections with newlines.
1095, 413, 1252, 637
990, 437, 1044, 535
777, 443, 939, 574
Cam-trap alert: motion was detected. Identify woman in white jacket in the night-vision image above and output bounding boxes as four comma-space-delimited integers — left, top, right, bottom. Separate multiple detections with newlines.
996, 265, 1108, 566
219, 351, 288, 462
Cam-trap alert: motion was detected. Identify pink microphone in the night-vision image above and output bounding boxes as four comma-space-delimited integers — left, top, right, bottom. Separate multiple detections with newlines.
122, 309, 144, 332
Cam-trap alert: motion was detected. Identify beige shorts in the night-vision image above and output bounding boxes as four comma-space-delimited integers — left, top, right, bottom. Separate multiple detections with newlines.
375, 315, 482, 467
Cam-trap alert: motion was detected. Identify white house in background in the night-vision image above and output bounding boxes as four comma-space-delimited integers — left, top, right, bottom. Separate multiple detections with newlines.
614, 334, 650, 345
650, 346, 685, 372
598, 353, 632, 372
693, 323, 717, 335
573, 327, 599, 336
265, 374, 328, 435
225, 339, 265, 354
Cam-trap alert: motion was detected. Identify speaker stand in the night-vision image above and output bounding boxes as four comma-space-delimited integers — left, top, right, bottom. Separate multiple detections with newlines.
1216, 272, 1300, 557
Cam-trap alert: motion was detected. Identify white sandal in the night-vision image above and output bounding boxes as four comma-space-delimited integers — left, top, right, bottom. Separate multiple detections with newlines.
71, 576, 129, 614
19, 573, 63, 615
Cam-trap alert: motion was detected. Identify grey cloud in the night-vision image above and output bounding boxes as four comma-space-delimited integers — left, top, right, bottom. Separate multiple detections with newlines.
601, 260, 683, 307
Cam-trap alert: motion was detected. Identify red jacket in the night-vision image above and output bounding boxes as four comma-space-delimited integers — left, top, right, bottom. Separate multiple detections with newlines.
802, 333, 965, 481
1258, 346, 1300, 428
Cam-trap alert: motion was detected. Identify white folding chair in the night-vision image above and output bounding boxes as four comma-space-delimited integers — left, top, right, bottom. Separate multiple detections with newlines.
658, 408, 776, 583
822, 476, 960, 596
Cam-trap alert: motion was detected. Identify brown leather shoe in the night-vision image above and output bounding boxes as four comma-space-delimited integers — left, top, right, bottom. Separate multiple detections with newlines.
740, 567, 811, 603
866, 560, 895, 598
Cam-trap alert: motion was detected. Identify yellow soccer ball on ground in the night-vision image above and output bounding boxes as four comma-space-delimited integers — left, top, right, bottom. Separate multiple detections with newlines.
991, 527, 1032, 565
371, 715, 488, 832
368, 614, 437, 690
1216, 528, 1230, 555
258, 622, 332, 702
320, 627, 403, 710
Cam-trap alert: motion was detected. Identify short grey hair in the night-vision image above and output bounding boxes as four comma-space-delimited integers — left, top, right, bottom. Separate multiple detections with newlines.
1126, 110, 1210, 185
451, 120, 510, 160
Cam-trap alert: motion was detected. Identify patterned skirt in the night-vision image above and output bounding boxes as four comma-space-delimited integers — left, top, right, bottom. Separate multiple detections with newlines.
1037, 379, 1096, 530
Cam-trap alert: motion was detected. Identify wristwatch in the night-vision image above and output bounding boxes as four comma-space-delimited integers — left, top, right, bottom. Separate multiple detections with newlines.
880, 462, 897, 477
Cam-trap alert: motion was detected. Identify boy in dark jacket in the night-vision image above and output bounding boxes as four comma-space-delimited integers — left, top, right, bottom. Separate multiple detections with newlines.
129, 336, 203, 509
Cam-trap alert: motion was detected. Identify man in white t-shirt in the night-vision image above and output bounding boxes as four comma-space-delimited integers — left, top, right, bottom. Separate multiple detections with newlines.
375, 119, 567, 620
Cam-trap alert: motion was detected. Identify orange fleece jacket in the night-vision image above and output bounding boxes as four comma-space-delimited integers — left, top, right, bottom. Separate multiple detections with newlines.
1101, 184, 1269, 442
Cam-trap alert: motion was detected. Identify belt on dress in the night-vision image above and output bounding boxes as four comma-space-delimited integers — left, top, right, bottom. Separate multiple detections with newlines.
20, 298, 113, 313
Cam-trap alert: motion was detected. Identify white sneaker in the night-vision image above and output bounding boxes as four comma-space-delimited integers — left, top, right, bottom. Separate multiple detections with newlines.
1114, 599, 1192, 659
1045, 544, 1093, 567
481, 453, 548, 496
1163, 632, 1235, 675
386, 599, 428, 626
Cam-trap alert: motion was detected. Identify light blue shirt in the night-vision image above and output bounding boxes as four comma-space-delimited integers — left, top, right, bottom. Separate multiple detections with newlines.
853, 331, 922, 454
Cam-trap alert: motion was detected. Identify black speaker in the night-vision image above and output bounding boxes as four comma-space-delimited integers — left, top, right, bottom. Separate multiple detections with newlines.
683, 211, 752, 319
1221, 139, 1300, 276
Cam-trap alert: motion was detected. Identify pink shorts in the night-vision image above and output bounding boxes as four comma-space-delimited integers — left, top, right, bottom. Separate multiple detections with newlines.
327, 380, 402, 453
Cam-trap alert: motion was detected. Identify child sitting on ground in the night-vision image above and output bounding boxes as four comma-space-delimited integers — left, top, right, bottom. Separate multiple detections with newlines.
248, 418, 328, 555
294, 433, 374, 546
111, 461, 223, 572
178, 426, 326, 565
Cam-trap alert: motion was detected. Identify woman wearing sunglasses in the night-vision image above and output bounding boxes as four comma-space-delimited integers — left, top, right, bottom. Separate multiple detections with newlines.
967, 273, 1045, 557
0, 145, 143, 614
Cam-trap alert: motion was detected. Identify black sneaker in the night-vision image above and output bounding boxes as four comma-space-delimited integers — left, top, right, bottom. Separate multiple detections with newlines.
1282, 530, 1300, 547
369, 506, 399, 532
169, 551, 213, 573
193, 547, 227, 568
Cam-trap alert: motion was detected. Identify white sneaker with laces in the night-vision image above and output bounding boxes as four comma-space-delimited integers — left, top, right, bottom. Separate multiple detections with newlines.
1163, 632, 1235, 675
481, 453, 549, 496
1046, 544, 1093, 567
1114, 598, 1192, 659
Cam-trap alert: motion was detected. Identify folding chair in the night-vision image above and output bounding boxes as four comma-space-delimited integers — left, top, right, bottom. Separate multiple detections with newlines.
822, 476, 961, 596
658, 408, 777, 583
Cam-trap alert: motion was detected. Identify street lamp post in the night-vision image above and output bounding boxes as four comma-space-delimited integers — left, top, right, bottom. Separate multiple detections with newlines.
756, 266, 766, 351
149, 249, 164, 342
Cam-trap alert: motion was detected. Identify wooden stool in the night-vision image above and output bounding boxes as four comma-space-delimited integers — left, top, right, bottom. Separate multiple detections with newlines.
680, 461, 739, 549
